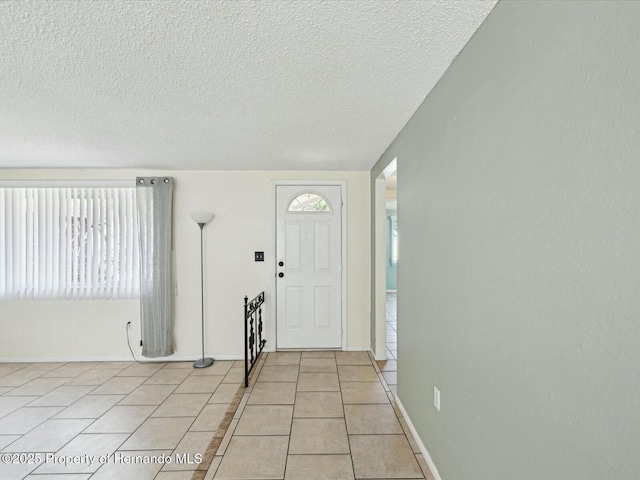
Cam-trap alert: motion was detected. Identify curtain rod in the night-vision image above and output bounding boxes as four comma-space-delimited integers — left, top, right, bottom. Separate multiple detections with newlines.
0, 180, 135, 188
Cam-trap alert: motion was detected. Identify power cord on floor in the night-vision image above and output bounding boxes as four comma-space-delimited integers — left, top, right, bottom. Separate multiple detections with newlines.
125, 321, 198, 366
125, 321, 154, 364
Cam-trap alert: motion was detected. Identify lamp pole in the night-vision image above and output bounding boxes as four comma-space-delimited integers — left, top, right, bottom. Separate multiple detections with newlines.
191, 212, 214, 368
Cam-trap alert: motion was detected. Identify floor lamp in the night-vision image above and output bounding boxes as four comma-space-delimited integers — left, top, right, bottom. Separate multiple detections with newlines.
191, 211, 214, 368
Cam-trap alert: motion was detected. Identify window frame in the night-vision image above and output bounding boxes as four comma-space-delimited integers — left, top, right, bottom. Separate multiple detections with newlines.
0, 180, 139, 300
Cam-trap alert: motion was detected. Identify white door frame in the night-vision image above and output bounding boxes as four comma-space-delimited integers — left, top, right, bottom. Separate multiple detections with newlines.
271, 180, 347, 351
374, 158, 397, 360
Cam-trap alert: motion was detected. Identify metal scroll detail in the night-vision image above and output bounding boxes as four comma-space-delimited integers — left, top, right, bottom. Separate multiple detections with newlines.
244, 291, 266, 387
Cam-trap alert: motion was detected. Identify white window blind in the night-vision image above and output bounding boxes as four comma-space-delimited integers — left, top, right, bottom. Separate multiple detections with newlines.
0, 187, 139, 300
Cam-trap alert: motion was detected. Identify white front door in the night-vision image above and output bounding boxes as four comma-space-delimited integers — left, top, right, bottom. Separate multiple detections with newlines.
276, 185, 343, 349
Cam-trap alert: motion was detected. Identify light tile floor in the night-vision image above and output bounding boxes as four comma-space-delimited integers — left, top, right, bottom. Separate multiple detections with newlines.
377, 292, 398, 395
208, 349, 434, 480
1, 294, 428, 480
1, 348, 431, 479
0, 359, 243, 480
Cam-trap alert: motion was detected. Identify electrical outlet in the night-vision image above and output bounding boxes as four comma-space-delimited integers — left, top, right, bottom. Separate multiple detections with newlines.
434, 386, 441, 411
255, 251, 264, 262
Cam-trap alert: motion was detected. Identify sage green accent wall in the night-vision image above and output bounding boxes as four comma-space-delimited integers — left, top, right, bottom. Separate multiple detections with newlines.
371, 2, 640, 478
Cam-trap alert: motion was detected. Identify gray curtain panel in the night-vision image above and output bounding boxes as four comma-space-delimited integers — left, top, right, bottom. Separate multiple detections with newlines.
136, 177, 174, 358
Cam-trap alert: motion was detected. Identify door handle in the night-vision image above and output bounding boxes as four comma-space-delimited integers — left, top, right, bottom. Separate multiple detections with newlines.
278, 261, 284, 267
278, 272, 284, 278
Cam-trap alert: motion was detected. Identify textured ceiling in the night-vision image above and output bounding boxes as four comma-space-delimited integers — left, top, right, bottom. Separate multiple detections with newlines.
0, 1, 496, 170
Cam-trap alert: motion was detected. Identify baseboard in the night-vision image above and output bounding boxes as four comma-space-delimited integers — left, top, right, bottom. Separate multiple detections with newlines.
395, 395, 442, 480
265, 346, 370, 353
269, 347, 369, 353
1, 349, 387, 362
0, 354, 244, 363
345, 346, 371, 352
372, 350, 387, 361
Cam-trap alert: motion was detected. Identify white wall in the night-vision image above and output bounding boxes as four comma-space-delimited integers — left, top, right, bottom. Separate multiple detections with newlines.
0, 169, 371, 361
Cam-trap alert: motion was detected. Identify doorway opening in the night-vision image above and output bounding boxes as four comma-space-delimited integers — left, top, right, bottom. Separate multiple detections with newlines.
385, 173, 397, 357
374, 159, 397, 390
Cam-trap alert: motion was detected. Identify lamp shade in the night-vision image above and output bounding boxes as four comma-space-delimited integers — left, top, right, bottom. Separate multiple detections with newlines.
190, 211, 214, 224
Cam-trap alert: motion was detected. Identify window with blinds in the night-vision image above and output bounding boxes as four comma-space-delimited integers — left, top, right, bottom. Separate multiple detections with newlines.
390, 215, 398, 266
0, 187, 139, 300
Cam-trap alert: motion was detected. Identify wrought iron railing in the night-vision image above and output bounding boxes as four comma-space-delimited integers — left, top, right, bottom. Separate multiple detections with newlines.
244, 291, 266, 387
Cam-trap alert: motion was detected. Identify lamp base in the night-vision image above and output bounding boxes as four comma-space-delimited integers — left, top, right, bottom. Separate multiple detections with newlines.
193, 358, 214, 368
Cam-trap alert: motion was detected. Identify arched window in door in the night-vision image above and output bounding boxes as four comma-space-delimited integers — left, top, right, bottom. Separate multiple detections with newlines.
287, 192, 331, 212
